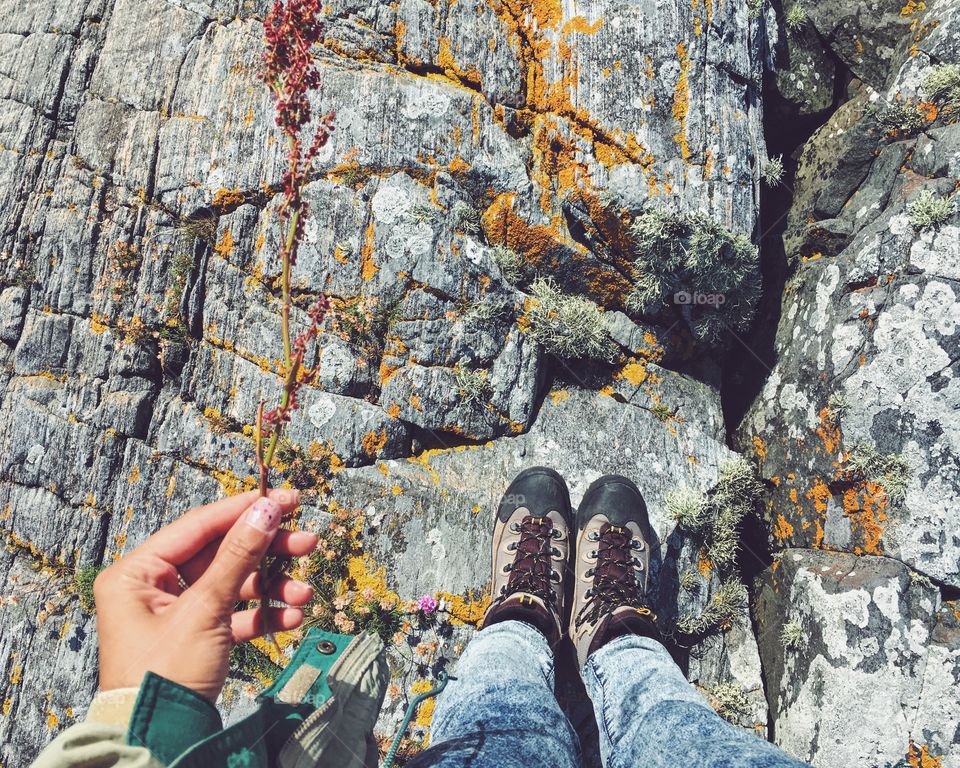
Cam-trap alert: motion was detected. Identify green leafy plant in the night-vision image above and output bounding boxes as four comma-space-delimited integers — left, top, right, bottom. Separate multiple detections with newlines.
844, 444, 912, 502
907, 190, 955, 232
780, 620, 804, 651
526, 277, 618, 361
761, 155, 785, 186
75, 565, 105, 613
626, 208, 760, 343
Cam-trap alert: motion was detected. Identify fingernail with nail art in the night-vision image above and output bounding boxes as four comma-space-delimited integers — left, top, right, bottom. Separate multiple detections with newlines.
246, 497, 281, 533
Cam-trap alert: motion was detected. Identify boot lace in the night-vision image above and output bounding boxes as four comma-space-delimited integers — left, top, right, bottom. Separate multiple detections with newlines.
575, 523, 650, 628
497, 515, 561, 606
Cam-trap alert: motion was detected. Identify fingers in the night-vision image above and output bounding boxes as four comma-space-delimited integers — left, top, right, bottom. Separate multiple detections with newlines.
137, 489, 301, 565
178, 529, 319, 587
238, 574, 314, 605
189, 497, 285, 609
231, 606, 305, 644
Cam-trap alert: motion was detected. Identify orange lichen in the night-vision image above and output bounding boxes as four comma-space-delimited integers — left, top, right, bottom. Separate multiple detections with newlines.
212, 188, 244, 212
842, 482, 888, 556
617, 362, 648, 386
215, 229, 235, 259
360, 220, 378, 281
698, 550, 713, 577
387, 403, 401, 419
672, 43, 691, 161
773, 514, 794, 543
752, 436, 767, 462
549, 389, 569, 404
361, 430, 388, 457
436, 590, 491, 626
817, 408, 842, 454
908, 742, 942, 768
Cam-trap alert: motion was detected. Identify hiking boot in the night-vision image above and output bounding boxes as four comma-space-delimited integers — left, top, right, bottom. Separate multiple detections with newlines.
481, 467, 572, 645
570, 475, 658, 667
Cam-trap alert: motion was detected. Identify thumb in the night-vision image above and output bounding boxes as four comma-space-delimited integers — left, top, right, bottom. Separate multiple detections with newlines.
193, 496, 283, 608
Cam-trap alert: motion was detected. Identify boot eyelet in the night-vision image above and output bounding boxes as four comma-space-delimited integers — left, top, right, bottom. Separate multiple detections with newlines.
631, 539, 644, 550
588, 550, 598, 559
510, 522, 521, 532
551, 547, 561, 557
503, 563, 513, 573
632, 559, 645, 571
584, 588, 593, 598
551, 529, 563, 539
551, 571, 561, 583
507, 542, 518, 551
587, 531, 600, 542
585, 568, 595, 578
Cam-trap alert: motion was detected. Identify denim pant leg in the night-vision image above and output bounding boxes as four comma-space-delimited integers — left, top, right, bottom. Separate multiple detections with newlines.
582, 635, 810, 768
408, 620, 579, 768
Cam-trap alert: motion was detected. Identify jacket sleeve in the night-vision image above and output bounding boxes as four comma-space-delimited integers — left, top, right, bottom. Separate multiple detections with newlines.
32, 689, 163, 768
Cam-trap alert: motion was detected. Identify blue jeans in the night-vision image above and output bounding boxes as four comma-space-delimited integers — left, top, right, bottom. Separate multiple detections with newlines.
409, 621, 808, 768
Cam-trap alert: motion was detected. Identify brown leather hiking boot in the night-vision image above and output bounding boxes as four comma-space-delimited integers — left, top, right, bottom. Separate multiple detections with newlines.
481, 467, 572, 645
570, 475, 658, 667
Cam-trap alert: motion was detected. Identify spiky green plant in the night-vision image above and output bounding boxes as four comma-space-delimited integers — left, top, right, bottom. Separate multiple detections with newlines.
922, 63, 960, 105
75, 565, 104, 613
627, 209, 760, 343
526, 277, 618, 361
450, 200, 481, 234
844, 443, 912, 502
780, 620, 804, 651
784, 4, 806, 32
679, 569, 701, 593
908, 190, 955, 232
708, 682, 751, 721
676, 579, 747, 635
761, 155, 785, 186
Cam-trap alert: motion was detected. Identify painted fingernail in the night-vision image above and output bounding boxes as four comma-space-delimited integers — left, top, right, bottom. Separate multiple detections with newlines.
246, 497, 281, 533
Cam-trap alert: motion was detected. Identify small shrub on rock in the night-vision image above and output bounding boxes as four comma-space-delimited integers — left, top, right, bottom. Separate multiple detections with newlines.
780, 620, 804, 651
455, 367, 490, 406
876, 102, 927, 136
676, 579, 747, 635
907, 189, 955, 232
450, 200, 481, 234
526, 277, 618, 361
784, 4, 806, 32
844, 443, 912, 502
761, 155, 785, 186
626, 208, 760, 343
492, 244, 525, 284
922, 63, 960, 105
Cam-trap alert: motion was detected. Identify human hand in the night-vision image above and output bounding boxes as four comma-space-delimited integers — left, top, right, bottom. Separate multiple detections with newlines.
94, 489, 318, 702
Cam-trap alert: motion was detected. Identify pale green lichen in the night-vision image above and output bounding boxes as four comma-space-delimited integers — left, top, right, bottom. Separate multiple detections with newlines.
907, 190, 955, 232
780, 620, 804, 651
784, 3, 806, 32
922, 63, 960, 105
826, 392, 849, 426
75, 565, 104, 613
708, 681, 751, 721
492, 245, 525, 284
455, 367, 490, 406
876, 102, 927, 136
845, 443, 912, 503
668, 487, 710, 531
676, 579, 747, 635
527, 277, 618, 361
450, 200, 481, 234
679, 569, 701, 593
707, 458, 764, 569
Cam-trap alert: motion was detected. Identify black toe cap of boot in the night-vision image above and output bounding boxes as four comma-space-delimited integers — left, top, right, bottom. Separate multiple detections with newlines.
576, 475, 651, 532
497, 466, 572, 525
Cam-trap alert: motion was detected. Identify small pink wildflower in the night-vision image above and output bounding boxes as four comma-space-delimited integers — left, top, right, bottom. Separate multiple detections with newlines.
417, 595, 438, 614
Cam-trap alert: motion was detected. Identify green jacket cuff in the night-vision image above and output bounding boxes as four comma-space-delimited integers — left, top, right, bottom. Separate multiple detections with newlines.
127, 673, 223, 765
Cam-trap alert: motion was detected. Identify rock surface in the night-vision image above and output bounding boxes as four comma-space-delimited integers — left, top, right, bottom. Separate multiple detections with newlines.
0, 0, 956, 766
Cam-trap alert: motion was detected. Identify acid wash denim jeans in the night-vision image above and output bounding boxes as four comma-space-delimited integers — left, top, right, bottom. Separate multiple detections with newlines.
408, 620, 809, 768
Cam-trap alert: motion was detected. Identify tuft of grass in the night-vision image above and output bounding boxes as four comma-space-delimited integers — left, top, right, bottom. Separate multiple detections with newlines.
450, 200, 481, 235
75, 565, 104, 613
907, 189, 955, 232
780, 620, 804, 651
844, 443, 912, 503
627, 208, 760, 343
526, 277, 618, 361
492, 245, 525, 284
176, 214, 218, 248
275, 438, 337, 497
922, 63, 960, 105
409, 202, 439, 224
708, 682, 751, 721
784, 3, 806, 32
676, 579, 747, 635
761, 155, 785, 186
706, 458, 764, 569
455, 367, 490, 407
14, 265, 35, 289
230, 642, 282, 684
876, 102, 927, 136
668, 487, 710, 531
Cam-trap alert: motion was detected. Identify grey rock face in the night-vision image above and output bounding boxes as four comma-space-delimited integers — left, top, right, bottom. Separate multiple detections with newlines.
756, 549, 959, 767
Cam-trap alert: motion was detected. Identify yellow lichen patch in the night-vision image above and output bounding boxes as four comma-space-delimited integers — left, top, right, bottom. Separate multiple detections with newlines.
165, 475, 177, 498
46, 709, 59, 730
10, 665, 22, 685
361, 430, 388, 457
437, 37, 483, 90
900, 0, 926, 15
127, 465, 140, 484
212, 188, 245, 212
773, 514, 794, 543
409, 394, 422, 412
360, 220, 378, 281
391, 484, 403, 496
908, 742, 942, 768
599, 385, 616, 397
215, 228, 234, 259
90, 313, 111, 334
561, 15, 604, 35
387, 403, 401, 420
251, 630, 298, 669
617, 362, 648, 386
549, 388, 569, 405
437, 590, 491, 626
816, 408, 841, 454
752, 436, 767, 462
344, 555, 402, 611
842, 482, 888, 556
210, 468, 258, 496
2, 698, 10, 716
672, 42, 691, 161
